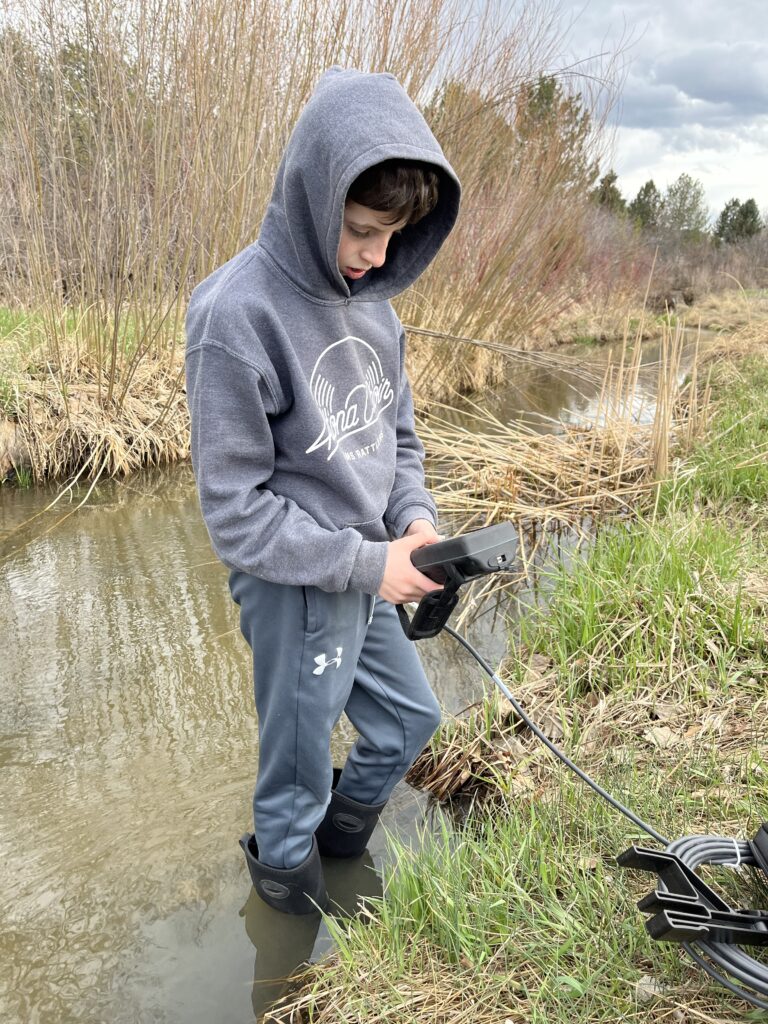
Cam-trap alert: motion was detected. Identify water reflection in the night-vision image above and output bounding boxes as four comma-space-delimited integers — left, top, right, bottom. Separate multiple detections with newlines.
442, 335, 705, 434
245, 851, 382, 1021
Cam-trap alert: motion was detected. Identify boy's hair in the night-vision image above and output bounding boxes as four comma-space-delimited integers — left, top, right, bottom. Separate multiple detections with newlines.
346, 160, 439, 225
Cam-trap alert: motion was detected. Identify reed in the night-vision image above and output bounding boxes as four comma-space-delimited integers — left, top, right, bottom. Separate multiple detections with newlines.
418, 322, 709, 535
0, 0, 620, 456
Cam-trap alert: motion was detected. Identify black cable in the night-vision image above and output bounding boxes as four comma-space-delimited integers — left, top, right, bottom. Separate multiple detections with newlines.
443, 624, 670, 846
444, 623, 768, 1009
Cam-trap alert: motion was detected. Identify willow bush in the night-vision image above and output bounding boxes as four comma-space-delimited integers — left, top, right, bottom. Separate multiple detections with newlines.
0, 0, 620, 418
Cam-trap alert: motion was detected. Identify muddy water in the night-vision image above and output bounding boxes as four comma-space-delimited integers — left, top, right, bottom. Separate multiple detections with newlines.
0, 467, 501, 1024
442, 334, 705, 433
0, 337, 704, 1023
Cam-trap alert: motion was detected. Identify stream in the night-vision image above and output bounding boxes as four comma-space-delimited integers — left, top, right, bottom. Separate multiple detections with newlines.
0, 335, 707, 1023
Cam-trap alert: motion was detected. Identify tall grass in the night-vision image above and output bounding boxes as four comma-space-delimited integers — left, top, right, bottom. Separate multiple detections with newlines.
659, 354, 768, 514
0, 0, 620, 431
523, 514, 767, 698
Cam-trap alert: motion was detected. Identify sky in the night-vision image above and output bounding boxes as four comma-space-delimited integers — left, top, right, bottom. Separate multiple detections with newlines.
559, 0, 768, 220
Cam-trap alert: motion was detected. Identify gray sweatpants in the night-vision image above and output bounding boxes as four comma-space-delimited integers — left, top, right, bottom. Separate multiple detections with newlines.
229, 572, 442, 869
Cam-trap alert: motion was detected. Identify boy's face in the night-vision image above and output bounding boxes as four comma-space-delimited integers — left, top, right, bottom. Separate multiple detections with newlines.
338, 201, 409, 281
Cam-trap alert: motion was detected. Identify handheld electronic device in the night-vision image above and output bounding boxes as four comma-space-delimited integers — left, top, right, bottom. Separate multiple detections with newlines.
401, 522, 518, 640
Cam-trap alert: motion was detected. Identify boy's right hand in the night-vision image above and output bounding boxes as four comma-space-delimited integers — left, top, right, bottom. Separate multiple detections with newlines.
378, 534, 444, 605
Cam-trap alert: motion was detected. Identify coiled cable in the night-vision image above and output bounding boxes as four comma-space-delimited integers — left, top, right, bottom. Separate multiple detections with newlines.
444, 624, 768, 1009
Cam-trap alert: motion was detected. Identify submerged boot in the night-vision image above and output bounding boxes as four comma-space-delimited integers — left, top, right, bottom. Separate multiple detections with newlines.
239, 833, 328, 915
323, 849, 383, 918
315, 768, 387, 859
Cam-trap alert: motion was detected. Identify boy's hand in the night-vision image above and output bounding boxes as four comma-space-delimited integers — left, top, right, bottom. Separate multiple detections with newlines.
378, 523, 444, 604
403, 518, 440, 542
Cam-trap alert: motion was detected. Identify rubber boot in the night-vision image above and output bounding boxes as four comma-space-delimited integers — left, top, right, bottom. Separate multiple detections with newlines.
315, 768, 387, 858
239, 833, 328, 915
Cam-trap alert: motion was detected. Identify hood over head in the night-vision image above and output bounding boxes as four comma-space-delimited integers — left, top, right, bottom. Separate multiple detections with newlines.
258, 67, 461, 302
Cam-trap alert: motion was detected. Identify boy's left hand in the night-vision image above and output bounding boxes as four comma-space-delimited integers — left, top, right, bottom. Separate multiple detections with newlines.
403, 519, 442, 543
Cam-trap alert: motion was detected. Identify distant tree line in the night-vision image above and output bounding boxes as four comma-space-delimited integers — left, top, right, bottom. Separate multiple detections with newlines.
591, 170, 765, 244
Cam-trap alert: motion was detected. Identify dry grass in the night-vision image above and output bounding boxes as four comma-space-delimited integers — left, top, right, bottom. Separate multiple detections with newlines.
694, 315, 768, 368
265, 958, 529, 1024
0, 316, 706, 487
418, 325, 710, 532
405, 661, 551, 803
2, 347, 188, 481
539, 294, 668, 346
685, 288, 768, 334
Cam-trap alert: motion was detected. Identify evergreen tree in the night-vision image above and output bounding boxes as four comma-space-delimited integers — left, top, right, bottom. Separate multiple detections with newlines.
591, 170, 626, 214
661, 173, 709, 236
628, 180, 663, 229
715, 197, 763, 242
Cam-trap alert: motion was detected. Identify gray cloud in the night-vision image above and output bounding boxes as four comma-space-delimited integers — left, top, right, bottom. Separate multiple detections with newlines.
654, 43, 768, 112
559, 0, 768, 208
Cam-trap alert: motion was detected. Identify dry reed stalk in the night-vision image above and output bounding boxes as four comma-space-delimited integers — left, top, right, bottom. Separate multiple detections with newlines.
5, 348, 189, 481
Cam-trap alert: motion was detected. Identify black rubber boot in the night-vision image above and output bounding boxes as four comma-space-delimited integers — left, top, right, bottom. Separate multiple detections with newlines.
315, 768, 387, 858
239, 833, 328, 915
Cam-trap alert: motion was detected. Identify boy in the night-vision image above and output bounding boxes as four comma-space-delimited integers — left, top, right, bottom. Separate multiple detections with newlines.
185, 67, 461, 914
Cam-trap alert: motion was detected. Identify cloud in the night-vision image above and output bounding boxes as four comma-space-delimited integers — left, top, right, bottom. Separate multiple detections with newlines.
559, 0, 768, 209
654, 43, 768, 113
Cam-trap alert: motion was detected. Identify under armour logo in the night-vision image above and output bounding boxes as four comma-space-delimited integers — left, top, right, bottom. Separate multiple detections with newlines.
313, 647, 343, 676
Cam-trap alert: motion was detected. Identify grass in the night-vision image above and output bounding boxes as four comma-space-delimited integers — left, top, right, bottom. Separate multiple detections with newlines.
659, 354, 768, 514
691, 288, 768, 333
522, 514, 767, 697
0, 306, 43, 387
0, 307, 35, 338
0, 305, 189, 482
272, 350, 768, 1023
273, 764, 767, 1023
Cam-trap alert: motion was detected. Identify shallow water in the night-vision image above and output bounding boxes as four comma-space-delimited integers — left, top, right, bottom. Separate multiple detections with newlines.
0, 336, 706, 1022
0, 466, 504, 1024
441, 333, 706, 433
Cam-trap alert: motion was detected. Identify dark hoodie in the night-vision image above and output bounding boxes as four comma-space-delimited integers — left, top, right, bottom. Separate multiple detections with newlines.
185, 67, 461, 594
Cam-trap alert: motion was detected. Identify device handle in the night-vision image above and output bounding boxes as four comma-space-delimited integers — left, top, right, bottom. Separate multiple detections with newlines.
397, 563, 463, 641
